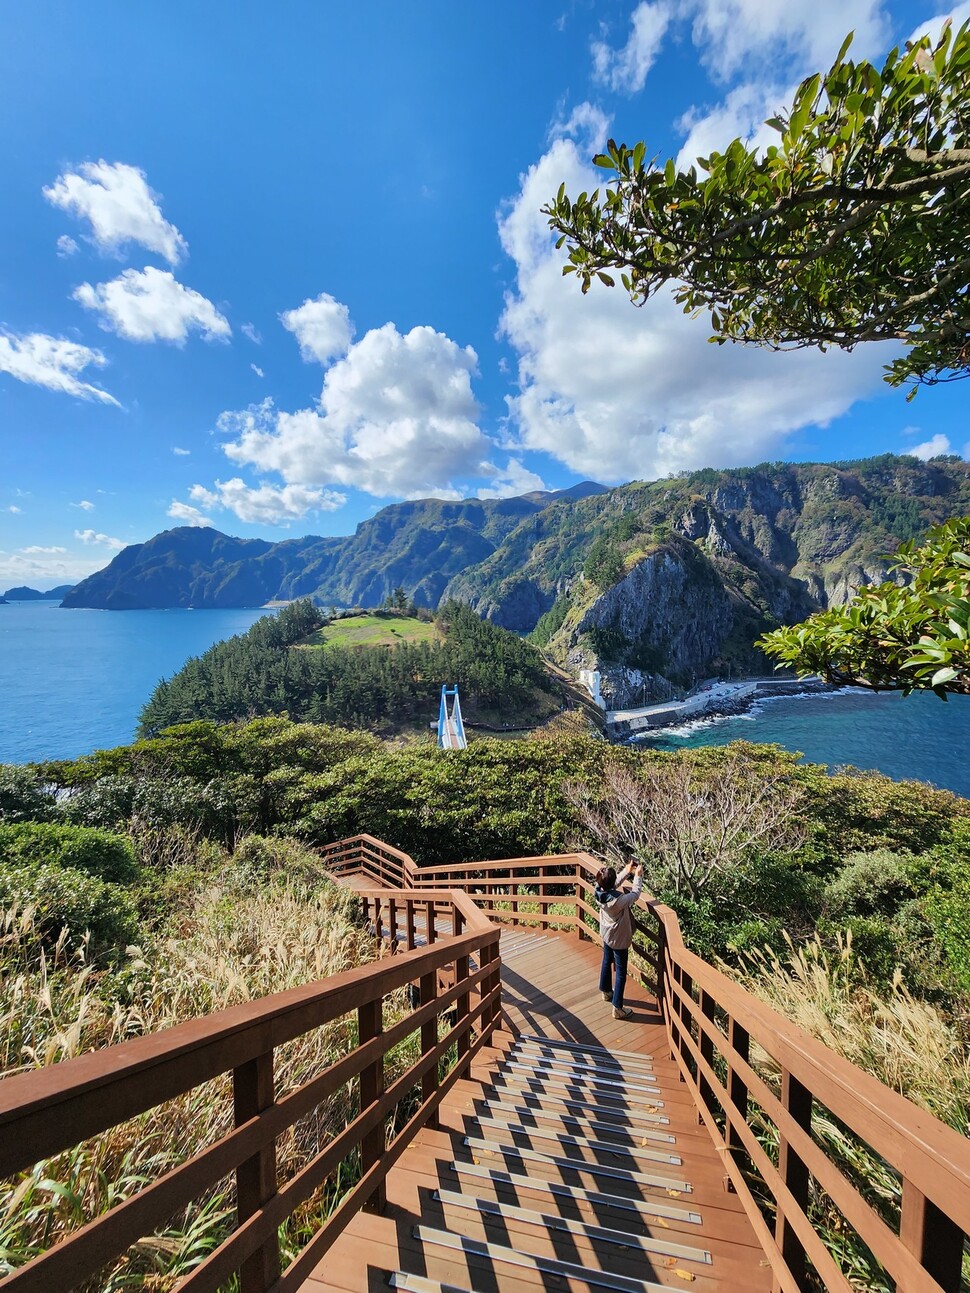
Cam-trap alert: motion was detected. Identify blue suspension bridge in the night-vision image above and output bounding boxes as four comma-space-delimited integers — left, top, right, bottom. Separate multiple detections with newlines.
437, 683, 467, 749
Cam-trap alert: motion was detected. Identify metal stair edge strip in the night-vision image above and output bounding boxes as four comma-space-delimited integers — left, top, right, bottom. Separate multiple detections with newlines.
499, 1060, 662, 1096
518, 1032, 660, 1063
480, 1086, 669, 1126
503, 1052, 657, 1083
388, 1276, 473, 1293
463, 1135, 693, 1193
432, 1187, 713, 1265
412, 1225, 677, 1293
511, 1038, 657, 1074
509, 1043, 655, 1078
491, 1072, 665, 1109
479, 1099, 676, 1142
450, 1160, 704, 1225
471, 1117, 683, 1166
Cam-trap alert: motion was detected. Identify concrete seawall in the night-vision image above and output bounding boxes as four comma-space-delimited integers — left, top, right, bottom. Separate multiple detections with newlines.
606, 677, 829, 739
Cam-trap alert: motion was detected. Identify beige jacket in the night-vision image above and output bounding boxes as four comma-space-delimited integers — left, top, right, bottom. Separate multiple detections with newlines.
597, 865, 644, 950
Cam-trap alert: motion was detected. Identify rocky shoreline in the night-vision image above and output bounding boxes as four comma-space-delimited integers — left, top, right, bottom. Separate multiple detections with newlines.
606, 676, 833, 740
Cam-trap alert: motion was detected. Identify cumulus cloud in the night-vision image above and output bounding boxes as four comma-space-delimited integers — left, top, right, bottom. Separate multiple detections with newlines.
0, 550, 109, 583
74, 528, 125, 550
280, 293, 354, 364
44, 161, 187, 264
909, 434, 953, 460
688, 0, 890, 83
497, 118, 890, 482
592, 2, 671, 92
0, 330, 119, 405
907, 4, 970, 48
71, 500, 95, 511
73, 267, 231, 344
56, 235, 79, 257
167, 500, 212, 527
188, 478, 346, 525
221, 322, 490, 498
477, 459, 548, 499
172, 446, 191, 456
6, 506, 22, 515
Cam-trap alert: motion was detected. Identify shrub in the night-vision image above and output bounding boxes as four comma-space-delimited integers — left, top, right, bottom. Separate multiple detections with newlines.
0, 862, 138, 954
0, 765, 57, 823
823, 850, 917, 921
0, 822, 138, 884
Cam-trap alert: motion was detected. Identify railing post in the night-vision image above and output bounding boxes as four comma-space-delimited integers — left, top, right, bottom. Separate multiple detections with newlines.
425, 899, 436, 945
420, 969, 439, 1130
698, 990, 716, 1116
900, 1178, 965, 1293
726, 1017, 749, 1152
358, 998, 386, 1213
480, 938, 500, 1039
455, 953, 471, 1066
654, 918, 668, 1014
539, 865, 549, 928
405, 897, 416, 951
387, 896, 398, 949
774, 1069, 812, 1291
233, 1051, 280, 1293
679, 971, 695, 1082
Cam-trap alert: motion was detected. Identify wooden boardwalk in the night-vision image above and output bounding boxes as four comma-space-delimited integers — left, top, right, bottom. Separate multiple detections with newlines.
301, 928, 772, 1293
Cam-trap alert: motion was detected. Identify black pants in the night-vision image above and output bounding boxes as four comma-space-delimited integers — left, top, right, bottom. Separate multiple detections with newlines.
599, 944, 629, 1009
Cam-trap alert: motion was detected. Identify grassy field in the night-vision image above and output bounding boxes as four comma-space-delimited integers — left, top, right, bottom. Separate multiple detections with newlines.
298, 613, 439, 650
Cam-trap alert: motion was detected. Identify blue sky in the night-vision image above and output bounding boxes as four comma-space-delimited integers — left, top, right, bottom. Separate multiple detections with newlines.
1, 0, 967, 588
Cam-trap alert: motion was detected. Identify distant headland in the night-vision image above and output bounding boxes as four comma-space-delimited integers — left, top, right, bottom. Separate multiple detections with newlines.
2, 585, 75, 601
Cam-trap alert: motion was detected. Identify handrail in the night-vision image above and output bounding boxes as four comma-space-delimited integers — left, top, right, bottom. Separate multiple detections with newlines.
325, 835, 970, 1293
0, 887, 501, 1293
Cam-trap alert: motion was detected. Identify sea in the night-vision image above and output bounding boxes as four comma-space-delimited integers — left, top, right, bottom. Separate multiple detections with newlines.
1, 599, 968, 798
1, 600, 275, 764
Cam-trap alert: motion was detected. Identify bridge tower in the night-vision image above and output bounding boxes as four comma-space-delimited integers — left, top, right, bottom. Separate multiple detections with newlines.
437, 684, 467, 749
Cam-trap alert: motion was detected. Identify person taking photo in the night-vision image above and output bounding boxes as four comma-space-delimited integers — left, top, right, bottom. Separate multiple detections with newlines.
594, 851, 643, 1020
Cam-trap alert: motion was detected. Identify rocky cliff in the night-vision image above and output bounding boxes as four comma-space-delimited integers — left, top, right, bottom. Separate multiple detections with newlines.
61, 455, 970, 703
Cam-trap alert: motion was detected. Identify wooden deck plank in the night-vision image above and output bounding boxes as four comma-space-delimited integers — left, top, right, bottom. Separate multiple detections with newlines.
299, 926, 773, 1292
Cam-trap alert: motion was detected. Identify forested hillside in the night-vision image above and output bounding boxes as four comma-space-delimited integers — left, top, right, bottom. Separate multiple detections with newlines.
138, 600, 563, 736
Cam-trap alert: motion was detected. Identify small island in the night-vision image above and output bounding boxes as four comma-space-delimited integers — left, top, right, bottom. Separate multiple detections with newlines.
3, 585, 75, 601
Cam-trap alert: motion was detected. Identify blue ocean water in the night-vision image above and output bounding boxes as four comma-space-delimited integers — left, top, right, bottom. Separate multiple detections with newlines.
0, 600, 275, 764
636, 687, 970, 799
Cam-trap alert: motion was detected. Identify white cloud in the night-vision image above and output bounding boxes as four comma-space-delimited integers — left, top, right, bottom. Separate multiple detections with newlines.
251, 363, 265, 378
74, 528, 125, 550
280, 293, 354, 364
74, 267, 230, 344
71, 500, 95, 511
221, 322, 490, 498
172, 446, 191, 456
497, 121, 890, 483
21, 545, 67, 555
6, 506, 22, 515
0, 550, 108, 584
907, 5, 970, 48
44, 160, 187, 264
188, 478, 346, 525
0, 330, 119, 405
476, 459, 548, 499
676, 81, 793, 170
241, 322, 262, 344
909, 434, 952, 460
592, 2, 672, 93
56, 235, 79, 257
167, 500, 212, 527
688, 0, 890, 83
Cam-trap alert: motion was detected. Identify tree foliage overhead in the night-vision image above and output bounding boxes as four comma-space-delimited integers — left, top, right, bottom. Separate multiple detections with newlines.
760, 517, 970, 696
544, 21, 970, 393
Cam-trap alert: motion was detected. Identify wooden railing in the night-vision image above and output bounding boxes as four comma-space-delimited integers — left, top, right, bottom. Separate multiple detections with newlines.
327, 834, 970, 1293
0, 888, 500, 1293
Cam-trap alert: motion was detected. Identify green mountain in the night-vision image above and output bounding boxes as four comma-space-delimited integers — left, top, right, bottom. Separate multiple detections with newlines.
61, 456, 970, 704
4, 585, 75, 601
61, 485, 607, 610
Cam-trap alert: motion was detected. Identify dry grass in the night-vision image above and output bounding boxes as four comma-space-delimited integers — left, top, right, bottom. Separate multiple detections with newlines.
736, 932, 970, 1133
0, 854, 414, 1290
